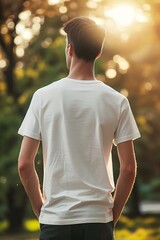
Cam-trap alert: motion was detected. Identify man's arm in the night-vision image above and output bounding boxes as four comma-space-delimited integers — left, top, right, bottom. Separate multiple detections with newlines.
113, 140, 137, 226
18, 136, 44, 218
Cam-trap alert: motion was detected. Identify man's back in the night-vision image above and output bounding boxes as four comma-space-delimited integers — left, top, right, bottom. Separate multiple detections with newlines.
18, 77, 140, 225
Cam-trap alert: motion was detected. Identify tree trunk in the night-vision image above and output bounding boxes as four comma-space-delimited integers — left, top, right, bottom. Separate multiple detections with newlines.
4, 53, 15, 96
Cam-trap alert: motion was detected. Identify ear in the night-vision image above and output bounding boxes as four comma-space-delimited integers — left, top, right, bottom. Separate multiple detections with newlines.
68, 44, 74, 57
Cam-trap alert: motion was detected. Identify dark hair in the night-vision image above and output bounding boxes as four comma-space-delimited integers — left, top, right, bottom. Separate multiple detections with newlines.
63, 16, 106, 61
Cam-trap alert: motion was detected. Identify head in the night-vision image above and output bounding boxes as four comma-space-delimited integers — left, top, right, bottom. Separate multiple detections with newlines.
63, 16, 106, 69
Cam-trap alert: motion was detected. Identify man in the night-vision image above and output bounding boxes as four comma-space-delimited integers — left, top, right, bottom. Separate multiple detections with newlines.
18, 17, 140, 240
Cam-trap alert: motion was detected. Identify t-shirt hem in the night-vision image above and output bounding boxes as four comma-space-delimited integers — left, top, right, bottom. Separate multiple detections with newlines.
39, 216, 113, 225
114, 133, 141, 146
18, 130, 41, 141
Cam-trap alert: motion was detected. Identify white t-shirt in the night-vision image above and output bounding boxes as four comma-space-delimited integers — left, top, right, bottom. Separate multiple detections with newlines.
18, 77, 140, 225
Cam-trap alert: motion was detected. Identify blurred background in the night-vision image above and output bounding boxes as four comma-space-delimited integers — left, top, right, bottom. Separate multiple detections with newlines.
0, 0, 160, 239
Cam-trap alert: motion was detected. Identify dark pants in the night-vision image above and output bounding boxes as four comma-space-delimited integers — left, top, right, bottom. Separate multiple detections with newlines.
39, 222, 114, 240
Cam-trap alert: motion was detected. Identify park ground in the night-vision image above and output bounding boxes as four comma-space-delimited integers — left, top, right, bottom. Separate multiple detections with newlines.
0, 215, 160, 240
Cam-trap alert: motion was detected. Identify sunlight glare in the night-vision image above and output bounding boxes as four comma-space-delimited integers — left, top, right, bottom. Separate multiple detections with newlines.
143, 3, 151, 11
136, 9, 149, 23
120, 33, 129, 42
105, 4, 150, 28
105, 4, 137, 27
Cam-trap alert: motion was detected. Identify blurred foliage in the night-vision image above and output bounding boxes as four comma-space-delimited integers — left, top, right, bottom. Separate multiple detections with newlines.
115, 215, 160, 240
0, 0, 160, 232
0, 95, 22, 219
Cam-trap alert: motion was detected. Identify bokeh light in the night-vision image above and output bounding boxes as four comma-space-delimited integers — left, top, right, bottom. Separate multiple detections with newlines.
145, 82, 153, 91
59, 6, 68, 14
14, 10, 44, 58
0, 59, 7, 69
113, 55, 130, 73
19, 10, 31, 20
105, 68, 117, 79
15, 47, 25, 57
120, 89, 129, 97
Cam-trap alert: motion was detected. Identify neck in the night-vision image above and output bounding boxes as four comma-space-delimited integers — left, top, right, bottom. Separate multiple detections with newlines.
68, 58, 96, 80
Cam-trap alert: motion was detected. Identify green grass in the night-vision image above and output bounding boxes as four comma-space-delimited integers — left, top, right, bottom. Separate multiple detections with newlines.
0, 215, 160, 240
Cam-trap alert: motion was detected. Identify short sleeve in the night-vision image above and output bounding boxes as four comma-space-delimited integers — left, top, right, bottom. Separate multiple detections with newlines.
18, 91, 41, 140
114, 97, 140, 146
